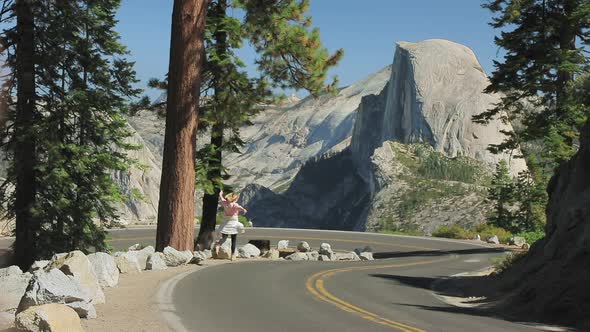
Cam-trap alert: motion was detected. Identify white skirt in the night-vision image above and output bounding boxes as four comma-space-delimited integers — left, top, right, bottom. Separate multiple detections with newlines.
219, 216, 243, 235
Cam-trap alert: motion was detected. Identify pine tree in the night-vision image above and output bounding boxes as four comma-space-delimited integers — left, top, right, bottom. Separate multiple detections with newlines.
1, 0, 142, 268
475, 0, 590, 161
156, 0, 208, 252
194, 0, 343, 249
476, 0, 589, 236
487, 160, 516, 231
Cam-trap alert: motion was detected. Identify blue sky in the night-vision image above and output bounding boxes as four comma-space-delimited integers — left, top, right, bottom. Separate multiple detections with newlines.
116, 0, 501, 99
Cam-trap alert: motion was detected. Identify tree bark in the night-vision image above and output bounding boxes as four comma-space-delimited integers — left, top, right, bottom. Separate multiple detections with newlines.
196, 123, 223, 250
13, 0, 37, 270
156, 0, 207, 252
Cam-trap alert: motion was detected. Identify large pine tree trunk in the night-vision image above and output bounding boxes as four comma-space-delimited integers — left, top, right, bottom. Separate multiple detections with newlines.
156, 0, 207, 252
13, 0, 37, 270
196, 123, 223, 250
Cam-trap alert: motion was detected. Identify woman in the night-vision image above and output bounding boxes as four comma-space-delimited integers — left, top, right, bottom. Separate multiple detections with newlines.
217, 190, 247, 260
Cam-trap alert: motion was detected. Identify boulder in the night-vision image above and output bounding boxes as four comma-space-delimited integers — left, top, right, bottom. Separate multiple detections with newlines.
67, 300, 97, 319
487, 235, 500, 245
146, 252, 168, 271
0, 311, 14, 330
127, 246, 155, 270
114, 252, 142, 274
162, 246, 193, 266
359, 252, 374, 261
248, 240, 270, 253
15, 303, 84, 332
285, 252, 308, 261
212, 240, 233, 260
28, 261, 50, 273
238, 244, 261, 258
318, 255, 331, 261
192, 251, 207, 263
0, 266, 33, 311
128, 243, 141, 251
306, 251, 319, 261
509, 237, 527, 247
297, 241, 311, 252
521, 243, 531, 250
318, 243, 333, 255
262, 249, 280, 260
277, 240, 289, 250
202, 249, 212, 259
17, 268, 95, 318
278, 248, 296, 258
334, 252, 361, 261
354, 246, 374, 255
46, 251, 105, 304
87, 252, 119, 288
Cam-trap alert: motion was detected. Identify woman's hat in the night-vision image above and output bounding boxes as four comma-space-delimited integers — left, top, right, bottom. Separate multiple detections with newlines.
225, 192, 239, 202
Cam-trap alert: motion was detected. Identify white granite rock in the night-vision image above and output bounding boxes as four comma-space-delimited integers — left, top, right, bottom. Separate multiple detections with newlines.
0, 266, 33, 311
277, 240, 289, 250
162, 246, 193, 266
318, 243, 333, 255
359, 252, 374, 261
87, 252, 119, 288
297, 241, 311, 252
238, 244, 261, 258
17, 268, 95, 318
47, 251, 105, 304
16, 303, 84, 332
263, 249, 280, 260
487, 235, 500, 245
285, 252, 309, 261
146, 252, 168, 271
114, 252, 142, 274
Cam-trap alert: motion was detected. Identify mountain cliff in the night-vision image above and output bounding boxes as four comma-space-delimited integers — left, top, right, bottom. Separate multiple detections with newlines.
241, 39, 525, 231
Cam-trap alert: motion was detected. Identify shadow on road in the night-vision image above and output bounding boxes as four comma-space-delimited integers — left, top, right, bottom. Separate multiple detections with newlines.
369, 273, 579, 332
373, 247, 506, 260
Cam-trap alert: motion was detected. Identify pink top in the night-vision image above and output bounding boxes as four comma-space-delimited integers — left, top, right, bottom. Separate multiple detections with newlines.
219, 196, 247, 217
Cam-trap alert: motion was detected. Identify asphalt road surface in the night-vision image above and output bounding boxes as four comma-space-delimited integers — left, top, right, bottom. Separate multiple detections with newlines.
1, 227, 545, 332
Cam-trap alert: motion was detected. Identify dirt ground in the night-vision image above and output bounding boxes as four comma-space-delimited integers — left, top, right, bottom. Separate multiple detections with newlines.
82, 260, 231, 332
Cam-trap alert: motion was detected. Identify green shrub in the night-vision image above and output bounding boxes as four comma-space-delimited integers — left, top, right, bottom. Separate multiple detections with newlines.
432, 224, 471, 239
514, 231, 544, 245
474, 224, 513, 243
492, 251, 527, 274
416, 152, 478, 184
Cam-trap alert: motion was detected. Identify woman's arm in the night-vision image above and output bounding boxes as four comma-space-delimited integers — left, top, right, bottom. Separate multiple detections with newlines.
236, 204, 247, 214
218, 190, 226, 203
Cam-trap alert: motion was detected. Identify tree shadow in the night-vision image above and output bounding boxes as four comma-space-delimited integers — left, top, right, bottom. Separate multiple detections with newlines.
373, 247, 506, 260
369, 273, 580, 331
0, 248, 12, 268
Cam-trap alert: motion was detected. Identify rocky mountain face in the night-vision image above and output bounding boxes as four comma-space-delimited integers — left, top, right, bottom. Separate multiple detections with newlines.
492, 121, 590, 329
223, 65, 392, 190
240, 39, 524, 231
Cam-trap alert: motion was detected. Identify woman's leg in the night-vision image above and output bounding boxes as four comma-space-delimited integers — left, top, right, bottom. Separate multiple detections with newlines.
231, 234, 237, 256
219, 233, 228, 244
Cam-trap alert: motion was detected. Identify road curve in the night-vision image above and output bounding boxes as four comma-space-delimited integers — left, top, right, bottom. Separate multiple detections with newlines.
162, 228, 540, 332
0, 227, 541, 331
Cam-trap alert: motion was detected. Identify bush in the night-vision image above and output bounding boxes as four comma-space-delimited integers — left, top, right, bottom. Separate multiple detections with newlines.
474, 224, 513, 243
432, 225, 471, 239
492, 251, 527, 274
515, 231, 544, 245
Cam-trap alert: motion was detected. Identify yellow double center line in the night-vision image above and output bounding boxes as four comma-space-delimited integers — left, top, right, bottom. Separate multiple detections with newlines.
305, 256, 455, 332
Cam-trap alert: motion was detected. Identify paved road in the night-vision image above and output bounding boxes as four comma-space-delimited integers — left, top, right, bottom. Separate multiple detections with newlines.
164, 228, 542, 332
1, 227, 544, 331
